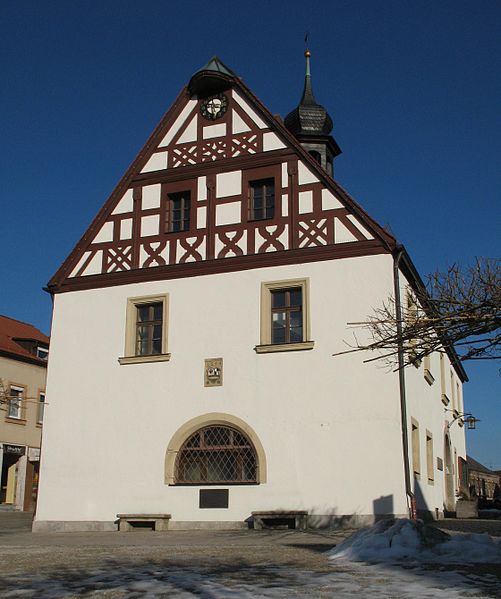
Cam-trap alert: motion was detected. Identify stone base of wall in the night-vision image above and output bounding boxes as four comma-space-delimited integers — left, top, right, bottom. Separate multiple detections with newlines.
307, 513, 409, 530
32, 520, 117, 533
169, 521, 248, 530
33, 513, 416, 533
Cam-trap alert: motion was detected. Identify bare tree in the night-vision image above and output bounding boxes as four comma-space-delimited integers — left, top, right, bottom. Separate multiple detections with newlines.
336, 258, 501, 368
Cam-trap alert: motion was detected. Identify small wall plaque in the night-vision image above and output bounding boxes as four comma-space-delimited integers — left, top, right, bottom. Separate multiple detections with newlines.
200, 489, 229, 509
204, 358, 223, 387
437, 457, 444, 471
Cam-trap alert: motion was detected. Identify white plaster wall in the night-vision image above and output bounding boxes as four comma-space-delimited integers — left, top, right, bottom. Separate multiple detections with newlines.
216, 171, 241, 198
112, 189, 133, 215
215, 202, 241, 226
36, 254, 408, 525
398, 273, 467, 516
141, 152, 168, 173
142, 184, 161, 209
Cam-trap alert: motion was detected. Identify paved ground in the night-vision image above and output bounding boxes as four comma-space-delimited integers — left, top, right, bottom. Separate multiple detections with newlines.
0, 512, 500, 598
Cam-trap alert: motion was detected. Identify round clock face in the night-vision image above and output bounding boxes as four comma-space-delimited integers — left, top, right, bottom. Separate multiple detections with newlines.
200, 94, 228, 120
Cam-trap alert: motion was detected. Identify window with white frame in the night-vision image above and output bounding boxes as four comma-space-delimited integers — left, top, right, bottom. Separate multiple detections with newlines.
8, 386, 23, 419
36, 346, 48, 360
38, 392, 45, 424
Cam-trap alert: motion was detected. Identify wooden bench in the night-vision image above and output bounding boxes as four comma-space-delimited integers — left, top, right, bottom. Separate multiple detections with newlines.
252, 510, 308, 531
116, 513, 171, 532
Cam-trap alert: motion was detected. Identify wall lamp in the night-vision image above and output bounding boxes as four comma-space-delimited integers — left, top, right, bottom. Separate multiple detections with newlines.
446, 411, 480, 430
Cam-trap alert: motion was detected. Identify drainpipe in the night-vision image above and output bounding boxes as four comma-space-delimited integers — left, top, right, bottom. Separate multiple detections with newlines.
393, 244, 415, 519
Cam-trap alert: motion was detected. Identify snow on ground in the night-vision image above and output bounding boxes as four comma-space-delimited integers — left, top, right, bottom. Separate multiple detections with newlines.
1, 560, 500, 599
328, 518, 501, 564
1, 520, 500, 598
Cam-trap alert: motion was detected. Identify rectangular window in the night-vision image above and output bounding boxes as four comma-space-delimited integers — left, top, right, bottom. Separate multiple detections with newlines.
166, 191, 190, 232
271, 288, 303, 344
36, 346, 48, 360
451, 371, 457, 412
136, 302, 163, 356
8, 386, 23, 419
423, 354, 434, 385
440, 354, 449, 405
411, 419, 420, 478
426, 431, 434, 484
255, 278, 313, 353
250, 178, 274, 221
119, 294, 170, 365
38, 392, 45, 424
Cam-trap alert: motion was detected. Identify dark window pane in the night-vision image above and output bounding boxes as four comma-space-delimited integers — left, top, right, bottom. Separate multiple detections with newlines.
289, 326, 303, 343
290, 289, 302, 306
250, 178, 274, 221
137, 306, 150, 322
290, 311, 302, 328
168, 191, 191, 232
272, 324, 286, 344
272, 291, 286, 308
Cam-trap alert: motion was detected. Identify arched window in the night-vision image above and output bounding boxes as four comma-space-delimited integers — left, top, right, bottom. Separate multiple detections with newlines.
174, 425, 257, 484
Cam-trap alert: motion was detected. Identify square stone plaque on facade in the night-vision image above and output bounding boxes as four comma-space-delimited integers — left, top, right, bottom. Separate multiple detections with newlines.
204, 358, 223, 387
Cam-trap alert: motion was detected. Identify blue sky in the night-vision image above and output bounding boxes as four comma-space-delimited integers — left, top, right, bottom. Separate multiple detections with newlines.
1, 1, 499, 467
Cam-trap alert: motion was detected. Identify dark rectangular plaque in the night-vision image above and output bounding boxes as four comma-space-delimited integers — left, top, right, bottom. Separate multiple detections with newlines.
199, 489, 229, 509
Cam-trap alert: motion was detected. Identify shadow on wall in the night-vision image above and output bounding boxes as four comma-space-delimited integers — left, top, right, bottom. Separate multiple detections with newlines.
414, 478, 437, 521
373, 494, 395, 522
301, 496, 396, 530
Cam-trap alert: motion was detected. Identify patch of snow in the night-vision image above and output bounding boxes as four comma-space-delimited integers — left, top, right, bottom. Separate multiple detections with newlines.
328, 518, 501, 564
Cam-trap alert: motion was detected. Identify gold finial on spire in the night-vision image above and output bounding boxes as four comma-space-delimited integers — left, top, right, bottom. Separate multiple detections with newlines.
305, 49, 311, 58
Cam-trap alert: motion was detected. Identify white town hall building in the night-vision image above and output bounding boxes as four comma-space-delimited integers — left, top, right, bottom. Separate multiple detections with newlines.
34, 55, 467, 531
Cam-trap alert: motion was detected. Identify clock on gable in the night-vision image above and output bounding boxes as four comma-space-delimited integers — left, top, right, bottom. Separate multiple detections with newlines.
200, 93, 228, 120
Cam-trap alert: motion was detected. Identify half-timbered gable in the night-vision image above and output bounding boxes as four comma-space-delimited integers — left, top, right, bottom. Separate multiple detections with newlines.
49, 57, 394, 293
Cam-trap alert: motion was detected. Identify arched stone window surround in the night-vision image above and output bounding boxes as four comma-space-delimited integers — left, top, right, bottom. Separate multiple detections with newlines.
165, 413, 267, 485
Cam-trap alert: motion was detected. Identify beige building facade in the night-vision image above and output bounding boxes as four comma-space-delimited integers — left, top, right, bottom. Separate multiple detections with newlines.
0, 315, 48, 511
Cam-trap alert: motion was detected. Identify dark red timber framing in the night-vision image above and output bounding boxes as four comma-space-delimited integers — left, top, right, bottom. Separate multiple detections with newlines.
47, 62, 397, 295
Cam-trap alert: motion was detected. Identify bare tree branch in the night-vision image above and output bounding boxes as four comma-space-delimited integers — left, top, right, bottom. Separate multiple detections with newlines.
334, 258, 501, 368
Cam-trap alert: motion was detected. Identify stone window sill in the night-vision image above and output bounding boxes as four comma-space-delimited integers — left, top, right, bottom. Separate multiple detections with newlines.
118, 353, 171, 365
424, 369, 435, 385
5, 417, 27, 426
254, 341, 314, 354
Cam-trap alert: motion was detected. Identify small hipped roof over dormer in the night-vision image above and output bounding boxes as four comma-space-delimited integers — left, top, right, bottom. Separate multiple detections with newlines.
189, 56, 237, 95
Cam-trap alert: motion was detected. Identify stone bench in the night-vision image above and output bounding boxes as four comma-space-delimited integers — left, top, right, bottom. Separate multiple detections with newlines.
252, 510, 308, 531
116, 513, 171, 532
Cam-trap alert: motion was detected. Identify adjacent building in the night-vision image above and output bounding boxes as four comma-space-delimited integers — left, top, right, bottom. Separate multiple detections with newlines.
467, 456, 500, 500
0, 315, 48, 511
34, 55, 467, 531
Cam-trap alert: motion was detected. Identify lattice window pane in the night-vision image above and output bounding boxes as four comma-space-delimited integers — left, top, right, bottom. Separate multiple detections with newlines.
175, 425, 257, 484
